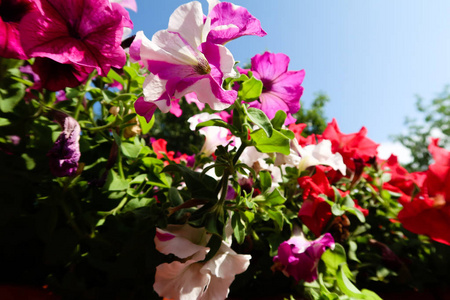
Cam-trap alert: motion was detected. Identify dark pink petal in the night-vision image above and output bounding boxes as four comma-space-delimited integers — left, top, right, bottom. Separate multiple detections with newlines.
169, 98, 183, 117
273, 233, 334, 283
134, 97, 157, 122
0, 0, 36, 59
32, 58, 93, 91
251, 52, 290, 81
19, 0, 126, 76
111, 2, 133, 29
207, 2, 266, 45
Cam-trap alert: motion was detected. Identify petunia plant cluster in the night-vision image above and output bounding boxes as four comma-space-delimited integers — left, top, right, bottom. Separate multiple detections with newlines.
0, 0, 450, 299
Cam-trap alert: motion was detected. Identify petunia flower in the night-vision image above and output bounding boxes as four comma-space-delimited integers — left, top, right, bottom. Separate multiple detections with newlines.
238, 52, 305, 124
131, 1, 239, 120
321, 118, 379, 172
154, 224, 251, 300
0, 0, 37, 59
19, 0, 128, 91
47, 114, 81, 177
276, 138, 347, 175
273, 232, 335, 283
188, 112, 232, 156
297, 168, 337, 237
397, 138, 450, 245
206, 0, 267, 45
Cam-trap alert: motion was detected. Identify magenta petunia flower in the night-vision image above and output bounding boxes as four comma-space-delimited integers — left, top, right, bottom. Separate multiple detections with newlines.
132, 1, 238, 120
18, 0, 128, 91
207, 1, 267, 45
0, 0, 36, 59
47, 115, 81, 177
273, 233, 335, 282
238, 52, 305, 124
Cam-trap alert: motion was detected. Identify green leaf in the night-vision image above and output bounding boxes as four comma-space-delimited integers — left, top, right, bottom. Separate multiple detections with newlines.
0, 118, 11, 126
247, 107, 273, 137
336, 263, 362, 298
265, 188, 286, 205
21, 153, 36, 170
321, 243, 347, 275
168, 187, 184, 207
0, 79, 25, 113
259, 170, 272, 192
279, 128, 295, 140
232, 212, 246, 244
106, 68, 124, 85
137, 114, 155, 134
121, 141, 141, 158
163, 164, 217, 201
250, 128, 291, 155
123, 66, 138, 79
345, 206, 366, 223
65, 87, 80, 99
331, 203, 345, 216
104, 170, 129, 191
361, 289, 383, 300
348, 240, 361, 262
238, 75, 263, 101
196, 119, 235, 131
267, 209, 284, 229
271, 110, 287, 130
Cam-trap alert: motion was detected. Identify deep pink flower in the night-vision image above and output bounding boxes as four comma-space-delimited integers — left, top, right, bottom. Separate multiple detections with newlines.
19, 0, 127, 91
207, 1, 266, 44
0, 0, 36, 59
47, 115, 81, 177
273, 233, 335, 282
238, 52, 305, 124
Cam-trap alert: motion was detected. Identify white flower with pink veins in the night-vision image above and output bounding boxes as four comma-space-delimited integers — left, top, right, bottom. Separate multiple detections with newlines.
154, 224, 251, 300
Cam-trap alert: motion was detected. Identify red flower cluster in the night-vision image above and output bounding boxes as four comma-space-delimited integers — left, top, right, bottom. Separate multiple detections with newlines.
394, 139, 450, 245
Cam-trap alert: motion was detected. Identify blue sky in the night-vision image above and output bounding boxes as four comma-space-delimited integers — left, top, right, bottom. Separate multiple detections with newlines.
128, 1, 450, 149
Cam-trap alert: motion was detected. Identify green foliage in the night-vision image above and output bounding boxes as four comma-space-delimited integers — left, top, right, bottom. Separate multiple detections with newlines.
392, 86, 450, 171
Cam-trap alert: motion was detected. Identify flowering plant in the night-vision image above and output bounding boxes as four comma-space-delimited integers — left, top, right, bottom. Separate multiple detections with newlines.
0, 1, 449, 299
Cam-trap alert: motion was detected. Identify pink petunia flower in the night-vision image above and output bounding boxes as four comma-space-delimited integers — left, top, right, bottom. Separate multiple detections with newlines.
132, 1, 266, 120
132, 1, 238, 119
273, 232, 335, 283
0, 0, 37, 59
238, 52, 305, 124
154, 224, 251, 300
19, 0, 128, 91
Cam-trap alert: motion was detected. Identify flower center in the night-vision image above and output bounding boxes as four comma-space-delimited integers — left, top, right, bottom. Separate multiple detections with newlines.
261, 78, 273, 92
194, 58, 211, 75
0, 0, 34, 23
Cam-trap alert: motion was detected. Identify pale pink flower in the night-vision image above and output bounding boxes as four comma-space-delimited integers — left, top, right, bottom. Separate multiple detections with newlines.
188, 112, 231, 156
154, 224, 251, 300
